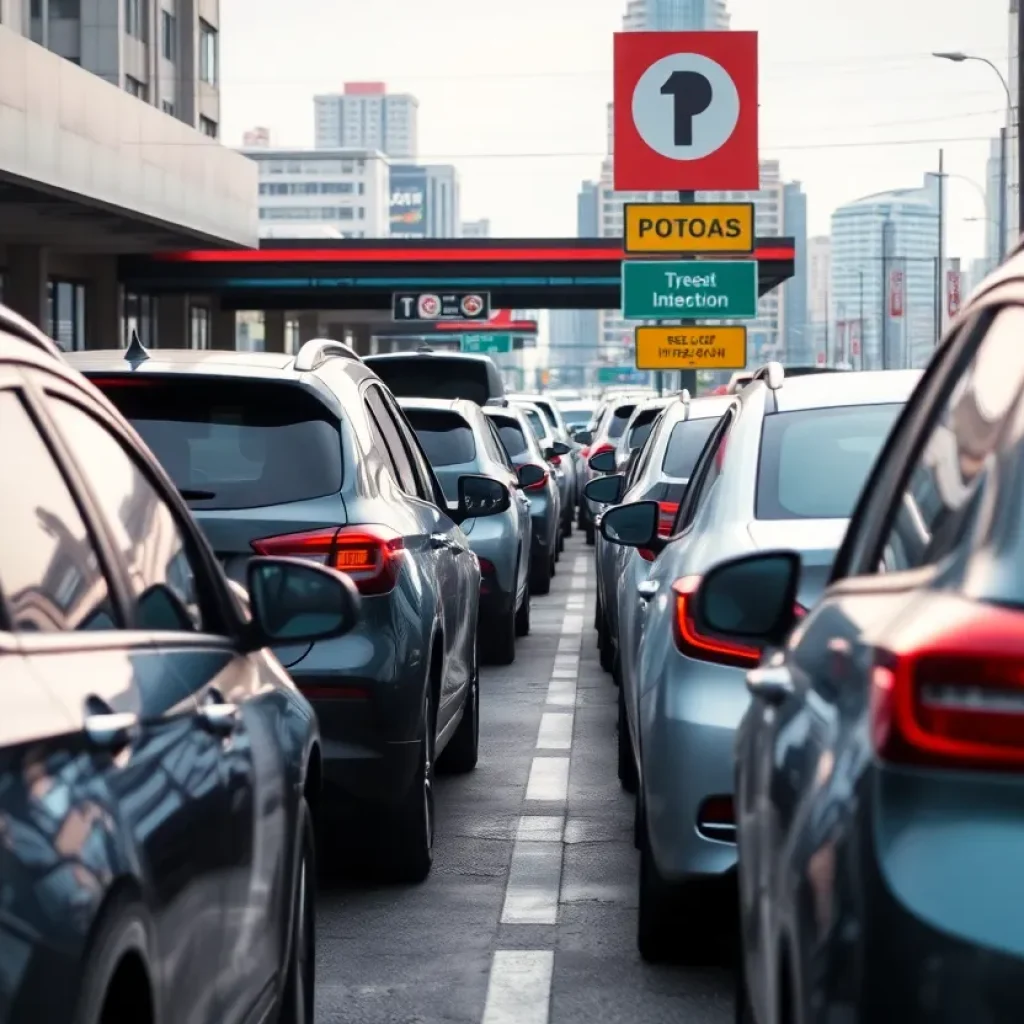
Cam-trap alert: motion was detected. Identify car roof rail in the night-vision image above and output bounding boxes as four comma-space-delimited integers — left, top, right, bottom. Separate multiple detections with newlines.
752, 361, 784, 390
0, 303, 64, 358
676, 388, 691, 404
294, 337, 364, 372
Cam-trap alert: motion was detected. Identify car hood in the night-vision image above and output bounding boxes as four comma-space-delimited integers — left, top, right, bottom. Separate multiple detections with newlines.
746, 518, 849, 609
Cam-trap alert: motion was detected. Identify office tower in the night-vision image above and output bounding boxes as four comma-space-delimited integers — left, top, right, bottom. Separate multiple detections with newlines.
390, 165, 461, 238
314, 83, 419, 159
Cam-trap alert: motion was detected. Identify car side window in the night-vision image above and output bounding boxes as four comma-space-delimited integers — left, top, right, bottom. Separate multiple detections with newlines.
45, 397, 211, 634
364, 385, 421, 496
876, 306, 1024, 573
0, 390, 118, 632
673, 410, 735, 534
377, 390, 445, 505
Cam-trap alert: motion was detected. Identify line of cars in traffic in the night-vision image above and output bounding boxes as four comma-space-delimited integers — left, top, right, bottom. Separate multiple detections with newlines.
0, 310, 599, 1023
585, 289, 1024, 1020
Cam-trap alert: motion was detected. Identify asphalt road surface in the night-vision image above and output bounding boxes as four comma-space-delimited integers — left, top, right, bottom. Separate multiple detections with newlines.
315, 535, 735, 1024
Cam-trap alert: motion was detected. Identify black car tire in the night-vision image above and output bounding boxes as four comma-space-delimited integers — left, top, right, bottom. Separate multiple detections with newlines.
279, 797, 316, 1024
562, 515, 573, 538
637, 812, 677, 963
383, 689, 435, 883
585, 522, 595, 546
530, 552, 551, 595
617, 687, 638, 794
483, 607, 516, 666
439, 667, 479, 774
515, 589, 531, 637
598, 613, 615, 674
577, 505, 587, 529
72, 899, 152, 1024
593, 595, 601, 632
549, 550, 557, 576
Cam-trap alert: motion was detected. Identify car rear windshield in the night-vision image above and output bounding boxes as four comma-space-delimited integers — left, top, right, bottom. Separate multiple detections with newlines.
561, 405, 594, 429
367, 357, 496, 405
524, 409, 547, 438
757, 403, 903, 520
608, 404, 636, 439
403, 409, 477, 467
90, 377, 343, 510
490, 416, 530, 457
627, 408, 663, 449
662, 417, 719, 478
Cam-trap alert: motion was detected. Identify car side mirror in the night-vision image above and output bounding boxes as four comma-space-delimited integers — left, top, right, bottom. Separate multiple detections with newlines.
695, 551, 802, 646
245, 556, 361, 650
600, 501, 660, 550
550, 440, 571, 457
588, 449, 617, 474
516, 463, 546, 490
573, 429, 593, 446
454, 474, 511, 522
584, 474, 624, 506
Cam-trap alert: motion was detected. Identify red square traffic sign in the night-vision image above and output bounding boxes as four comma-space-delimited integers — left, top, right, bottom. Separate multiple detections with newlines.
613, 31, 759, 192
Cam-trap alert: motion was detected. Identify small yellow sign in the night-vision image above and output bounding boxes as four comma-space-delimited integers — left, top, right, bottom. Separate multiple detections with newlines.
634, 325, 747, 371
624, 202, 755, 254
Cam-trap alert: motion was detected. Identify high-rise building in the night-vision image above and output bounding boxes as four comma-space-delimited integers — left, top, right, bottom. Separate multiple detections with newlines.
782, 181, 809, 364
983, 134, 1012, 274
623, 0, 729, 30
389, 165, 461, 238
829, 175, 940, 371
4, 0, 223, 135
314, 83, 419, 160
1010, 1, 1020, 249
244, 148, 391, 238
461, 219, 492, 238
243, 126, 271, 147
807, 236, 831, 358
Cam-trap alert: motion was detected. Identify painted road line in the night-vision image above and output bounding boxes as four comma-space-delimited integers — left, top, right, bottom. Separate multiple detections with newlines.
481, 950, 554, 1024
500, 841, 563, 924
515, 815, 565, 842
545, 678, 576, 707
536, 711, 574, 751
573, 555, 589, 572
525, 756, 570, 801
562, 614, 586, 634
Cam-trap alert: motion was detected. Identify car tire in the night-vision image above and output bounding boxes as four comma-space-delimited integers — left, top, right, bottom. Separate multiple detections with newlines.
279, 798, 316, 1024
530, 553, 551, 595
598, 614, 615, 674
549, 550, 557, 577
383, 689, 435, 883
562, 515, 573, 538
585, 522, 595, 546
593, 595, 601, 632
617, 687, 638, 794
637, 812, 677, 963
483, 606, 516, 666
735, 948, 756, 1024
71, 900, 152, 1024
515, 589, 531, 637
439, 665, 479, 774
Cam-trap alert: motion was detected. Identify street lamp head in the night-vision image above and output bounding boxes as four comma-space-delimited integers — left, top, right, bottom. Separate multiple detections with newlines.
933, 51, 969, 62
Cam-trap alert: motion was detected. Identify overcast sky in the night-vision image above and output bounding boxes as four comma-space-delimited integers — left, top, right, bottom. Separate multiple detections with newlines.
219, 0, 1012, 264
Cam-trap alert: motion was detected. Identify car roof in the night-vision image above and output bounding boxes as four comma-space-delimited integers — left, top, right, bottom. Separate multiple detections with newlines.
397, 396, 463, 413
365, 349, 497, 366
64, 348, 299, 379
765, 368, 923, 414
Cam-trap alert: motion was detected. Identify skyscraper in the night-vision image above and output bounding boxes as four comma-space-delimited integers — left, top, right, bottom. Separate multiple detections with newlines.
314, 83, 419, 159
782, 181, 809, 364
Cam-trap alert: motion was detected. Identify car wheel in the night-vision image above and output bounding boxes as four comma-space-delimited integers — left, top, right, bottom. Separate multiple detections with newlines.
593, 594, 602, 632
617, 687, 638, 794
530, 552, 551, 595
577, 505, 587, 529
549, 550, 557, 577
279, 797, 316, 1024
439, 665, 479, 774
384, 689, 434, 883
515, 589, 531, 637
585, 522, 595, 546
637, 812, 677, 963
598, 614, 615, 674
563, 515, 573, 538
482, 605, 516, 666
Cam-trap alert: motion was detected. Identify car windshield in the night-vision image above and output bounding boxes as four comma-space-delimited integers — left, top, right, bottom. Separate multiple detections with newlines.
662, 416, 719, 478
490, 415, 530, 456
403, 408, 477, 467
366, 357, 495, 404
89, 376, 343, 510
757, 403, 904, 519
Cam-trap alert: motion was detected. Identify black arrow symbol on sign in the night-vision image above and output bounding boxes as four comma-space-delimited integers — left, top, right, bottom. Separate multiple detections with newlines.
660, 70, 713, 146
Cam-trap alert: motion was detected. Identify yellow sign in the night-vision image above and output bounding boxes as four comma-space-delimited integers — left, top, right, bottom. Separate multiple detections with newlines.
624, 202, 755, 254
634, 325, 747, 371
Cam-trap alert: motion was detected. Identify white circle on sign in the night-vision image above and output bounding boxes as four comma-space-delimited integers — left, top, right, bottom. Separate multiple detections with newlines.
418, 294, 441, 318
631, 52, 740, 161
461, 294, 484, 317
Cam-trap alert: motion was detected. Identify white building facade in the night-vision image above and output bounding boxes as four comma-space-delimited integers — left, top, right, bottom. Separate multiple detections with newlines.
314, 83, 419, 160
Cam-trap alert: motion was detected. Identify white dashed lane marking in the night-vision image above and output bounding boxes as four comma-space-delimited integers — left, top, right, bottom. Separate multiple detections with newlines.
481, 950, 555, 1024
536, 712, 574, 751
524, 756, 570, 802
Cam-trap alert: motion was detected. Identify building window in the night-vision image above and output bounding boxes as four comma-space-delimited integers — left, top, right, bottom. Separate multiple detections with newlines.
124, 75, 147, 100
161, 99, 175, 116
123, 291, 156, 348
51, 0, 81, 17
46, 281, 87, 352
199, 116, 218, 138
124, 0, 144, 38
161, 10, 175, 59
199, 19, 217, 84
190, 306, 210, 350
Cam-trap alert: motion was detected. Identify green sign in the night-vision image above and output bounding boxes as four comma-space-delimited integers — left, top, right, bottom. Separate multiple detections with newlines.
460, 333, 512, 354
621, 260, 759, 320
597, 366, 648, 386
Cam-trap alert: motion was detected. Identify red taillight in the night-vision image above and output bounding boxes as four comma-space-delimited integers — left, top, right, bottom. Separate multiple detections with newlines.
580, 446, 591, 459
592, 443, 614, 458
549, 454, 562, 466
90, 377, 153, 388
870, 600, 1024, 773
656, 501, 679, 538
671, 576, 763, 668
251, 525, 404, 596
478, 557, 496, 594
523, 466, 549, 492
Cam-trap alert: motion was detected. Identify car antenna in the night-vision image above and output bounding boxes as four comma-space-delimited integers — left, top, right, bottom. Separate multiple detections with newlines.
124, 329, 150, 368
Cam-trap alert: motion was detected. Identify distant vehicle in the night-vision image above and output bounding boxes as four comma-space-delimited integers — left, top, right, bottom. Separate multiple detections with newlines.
400, 397, 533, 664
515, 400, 572, 560
578, 395, 642, 544
70, 338, 511, 883
364, 348, 506, 404
3, 307, 363, 1023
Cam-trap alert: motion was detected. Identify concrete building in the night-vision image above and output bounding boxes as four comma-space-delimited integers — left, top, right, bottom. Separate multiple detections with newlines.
245, 148, 391, 239
0, 4, 257, 349
829, 174, 941, 371
314, 82, 418, 160
782, 181, 809, 364
461, 218, 491, 238
622, 0, 729, 30
243, 126, 271, 147
807, 235, 831, 358
390, 164, 460, 238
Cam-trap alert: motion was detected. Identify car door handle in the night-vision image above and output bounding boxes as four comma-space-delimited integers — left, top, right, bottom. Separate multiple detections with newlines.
746, 665, 794, 705
637, 580, 659, 601
430, 533, 450, 550
198, 690, 240, 735
84, 711, 139, 752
